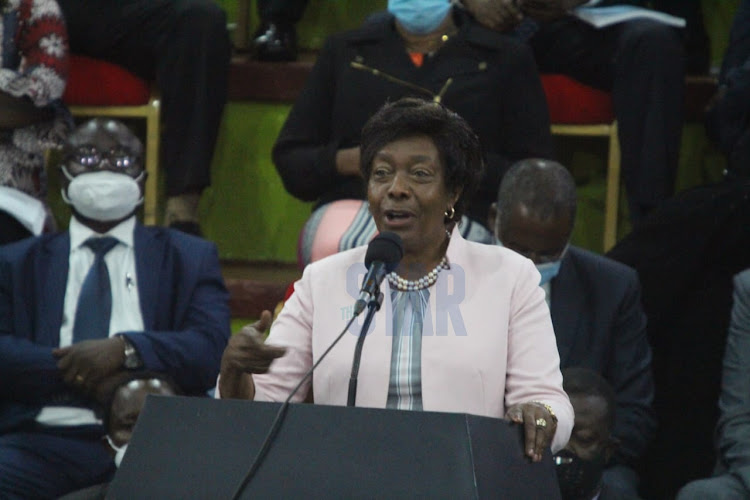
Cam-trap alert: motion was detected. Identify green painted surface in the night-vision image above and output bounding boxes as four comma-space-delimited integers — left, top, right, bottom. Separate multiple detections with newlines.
200, 103, 313, 262
231, 318, 252, 333
704, 0, 741, 68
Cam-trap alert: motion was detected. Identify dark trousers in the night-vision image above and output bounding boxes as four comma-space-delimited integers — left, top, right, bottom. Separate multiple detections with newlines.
0, 432, 115, 499
58, 0, 231, 197
529, 16, 685, 223
652, 0, 710, 73
257, 0, 309, 25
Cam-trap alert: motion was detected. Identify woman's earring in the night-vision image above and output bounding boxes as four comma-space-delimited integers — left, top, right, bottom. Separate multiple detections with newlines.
444, 206, 455, 220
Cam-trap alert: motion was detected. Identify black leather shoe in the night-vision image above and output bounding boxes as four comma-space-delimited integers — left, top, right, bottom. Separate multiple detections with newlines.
253, 22, 297, 62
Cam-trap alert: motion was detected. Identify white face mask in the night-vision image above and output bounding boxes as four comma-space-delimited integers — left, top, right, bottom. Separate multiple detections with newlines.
62, 167, 144, 221
106, 434, 129, 468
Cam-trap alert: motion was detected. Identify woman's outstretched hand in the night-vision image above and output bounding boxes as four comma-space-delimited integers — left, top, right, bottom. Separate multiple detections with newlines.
218, 311, 286, 399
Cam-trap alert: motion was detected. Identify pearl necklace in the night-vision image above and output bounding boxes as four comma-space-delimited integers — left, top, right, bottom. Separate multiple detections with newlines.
387, 256, 449, 292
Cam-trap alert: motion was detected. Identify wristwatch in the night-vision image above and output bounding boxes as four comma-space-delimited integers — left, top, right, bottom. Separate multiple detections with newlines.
118, 334, 143, 370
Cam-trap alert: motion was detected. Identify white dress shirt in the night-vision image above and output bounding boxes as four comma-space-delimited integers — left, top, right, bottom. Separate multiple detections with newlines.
37, 216, 144, 426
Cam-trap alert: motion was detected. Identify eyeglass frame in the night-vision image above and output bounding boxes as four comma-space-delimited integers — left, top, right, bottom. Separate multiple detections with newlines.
63, 144, 144, 177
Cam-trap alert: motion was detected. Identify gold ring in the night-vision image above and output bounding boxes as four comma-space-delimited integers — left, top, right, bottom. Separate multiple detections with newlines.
535, 418, 547, 428
75, 375, 85, 384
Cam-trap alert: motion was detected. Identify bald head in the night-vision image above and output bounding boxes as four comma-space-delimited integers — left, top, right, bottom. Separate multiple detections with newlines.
496, 159, 577, 232
491, 159, 577, 264
66, 118, 143, 157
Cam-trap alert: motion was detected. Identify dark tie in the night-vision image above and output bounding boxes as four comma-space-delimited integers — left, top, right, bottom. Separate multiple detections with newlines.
72, 236, 119, 343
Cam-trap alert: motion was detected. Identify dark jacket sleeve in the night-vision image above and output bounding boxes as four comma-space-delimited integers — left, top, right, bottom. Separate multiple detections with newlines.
0, 336, 65, 402
122, 240, 231, 395
272, 36, 346, 203
608, 269, 657, 465
0, 246, 68, 403
0, 328, 67, 403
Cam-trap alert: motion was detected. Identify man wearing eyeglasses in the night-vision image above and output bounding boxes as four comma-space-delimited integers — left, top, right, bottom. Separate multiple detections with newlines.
57, 0, 231, 236
490, 158, 655, 499
0, 118, 231, 499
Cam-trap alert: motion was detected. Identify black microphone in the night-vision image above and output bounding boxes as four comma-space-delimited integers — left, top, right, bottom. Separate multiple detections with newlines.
353, 232, 404, 316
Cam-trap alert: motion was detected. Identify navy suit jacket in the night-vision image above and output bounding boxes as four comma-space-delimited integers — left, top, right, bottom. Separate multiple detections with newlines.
0, 223, 231, 433
550, 246, 656, 466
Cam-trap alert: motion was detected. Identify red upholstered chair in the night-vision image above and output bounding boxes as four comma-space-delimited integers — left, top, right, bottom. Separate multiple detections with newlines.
541, 74, 620, 251
63, 55, 161, 225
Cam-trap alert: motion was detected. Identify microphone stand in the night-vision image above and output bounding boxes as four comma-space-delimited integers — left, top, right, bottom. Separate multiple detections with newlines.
347, 291, 384, 407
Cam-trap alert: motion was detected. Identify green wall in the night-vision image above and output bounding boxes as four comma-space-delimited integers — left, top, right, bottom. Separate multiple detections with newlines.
199, 103, 310, 262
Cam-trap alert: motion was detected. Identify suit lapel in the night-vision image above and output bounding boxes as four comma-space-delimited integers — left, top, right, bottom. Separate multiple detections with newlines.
38, 234, 70, 345
134, 225, 164, 330
550, 253, 584, 367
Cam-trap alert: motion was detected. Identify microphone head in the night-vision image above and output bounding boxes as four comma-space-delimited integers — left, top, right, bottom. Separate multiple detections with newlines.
365, 232, 403, 272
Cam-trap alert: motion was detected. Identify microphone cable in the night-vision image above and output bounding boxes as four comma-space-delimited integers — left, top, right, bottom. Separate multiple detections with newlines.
231, 232, 401, 498
229, 313, 360, 500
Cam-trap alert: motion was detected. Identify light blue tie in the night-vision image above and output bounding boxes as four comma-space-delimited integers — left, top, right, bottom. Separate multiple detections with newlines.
72, 236, 119, 343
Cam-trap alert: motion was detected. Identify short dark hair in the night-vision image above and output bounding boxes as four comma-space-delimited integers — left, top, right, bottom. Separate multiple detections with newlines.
562, 367, 616, 431
497, 159, 577, 233
360, 97, 484, 220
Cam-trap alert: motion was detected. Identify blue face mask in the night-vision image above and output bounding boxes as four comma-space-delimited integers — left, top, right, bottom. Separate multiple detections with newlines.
536, 260, 562, 286
388, 0, 452, 35
496, 237, 567, 285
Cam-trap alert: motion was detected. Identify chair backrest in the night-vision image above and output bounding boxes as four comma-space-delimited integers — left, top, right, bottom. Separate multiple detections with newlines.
541, 74, 614, 125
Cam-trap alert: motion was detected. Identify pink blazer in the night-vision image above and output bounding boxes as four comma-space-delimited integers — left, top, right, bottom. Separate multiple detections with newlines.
251, 231, 573, 451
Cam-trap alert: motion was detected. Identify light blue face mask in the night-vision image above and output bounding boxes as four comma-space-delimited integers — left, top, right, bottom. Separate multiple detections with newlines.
496, 238, 567, 286
536, 260, 562, 286
388, 0, 452, 35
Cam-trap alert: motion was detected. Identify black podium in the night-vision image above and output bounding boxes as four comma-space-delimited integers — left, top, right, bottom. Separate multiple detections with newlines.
108, 396, 561, 499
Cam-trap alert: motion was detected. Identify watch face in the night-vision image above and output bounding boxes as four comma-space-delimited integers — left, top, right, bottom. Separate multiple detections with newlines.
122, 339, 142, 369
124, 355, 140, 369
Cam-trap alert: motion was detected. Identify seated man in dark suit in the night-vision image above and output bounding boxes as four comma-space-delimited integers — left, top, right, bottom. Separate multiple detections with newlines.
0, 118, 231, 499
677, 267, 750, 499
490, 158, 655, 497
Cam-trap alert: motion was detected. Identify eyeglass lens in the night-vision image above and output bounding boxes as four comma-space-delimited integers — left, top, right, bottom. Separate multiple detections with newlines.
68, 146, 141, 170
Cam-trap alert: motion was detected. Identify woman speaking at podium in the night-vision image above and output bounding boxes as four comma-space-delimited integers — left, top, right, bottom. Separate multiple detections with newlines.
218, 98, 573, 459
